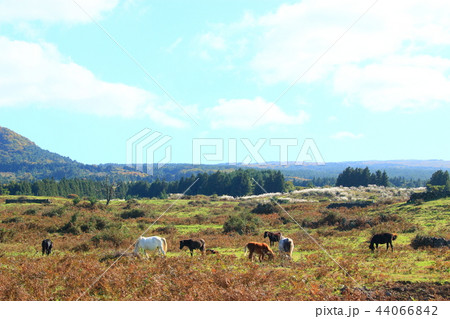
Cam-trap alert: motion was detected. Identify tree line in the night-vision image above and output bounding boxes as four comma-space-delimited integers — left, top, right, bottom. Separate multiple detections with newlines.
0, 169, 286, 199
409, 170, 450, 202
336, 167, 389, 187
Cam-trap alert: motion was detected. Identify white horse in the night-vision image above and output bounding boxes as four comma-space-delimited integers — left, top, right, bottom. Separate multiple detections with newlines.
278, 234, 294, 260
134, 236, 167, 257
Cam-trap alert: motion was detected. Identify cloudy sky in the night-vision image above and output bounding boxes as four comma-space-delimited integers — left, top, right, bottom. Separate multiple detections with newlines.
1, 0, 449, 164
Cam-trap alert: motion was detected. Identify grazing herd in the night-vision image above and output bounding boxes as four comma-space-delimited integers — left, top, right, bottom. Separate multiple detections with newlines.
40, 231, 399, 261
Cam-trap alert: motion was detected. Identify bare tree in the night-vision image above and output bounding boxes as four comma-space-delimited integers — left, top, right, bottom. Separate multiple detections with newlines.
102, 178, 116, 206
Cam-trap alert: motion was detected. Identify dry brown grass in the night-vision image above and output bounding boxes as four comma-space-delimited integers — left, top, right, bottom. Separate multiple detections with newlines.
0, 195, 448, 301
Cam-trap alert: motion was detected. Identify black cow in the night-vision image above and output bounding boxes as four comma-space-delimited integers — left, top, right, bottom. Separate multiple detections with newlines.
42, 239, 53, 255
369, 233, 397, 252
180, 239, 205, 256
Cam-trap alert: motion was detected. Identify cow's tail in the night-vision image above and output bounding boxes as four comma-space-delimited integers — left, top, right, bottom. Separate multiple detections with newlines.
288, 239, 294, 257
200, 238, 206, 253
161, 237, 168, 255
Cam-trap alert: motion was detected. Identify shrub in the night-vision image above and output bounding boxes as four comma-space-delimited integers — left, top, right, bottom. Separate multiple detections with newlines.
0, 228, 15, 243
279, 216, 292, 224
71, 243, 90, 252
72, 197, 81, 206
91, 227, 131, 248
42, 206, 65, 217
411, 235, 449, 249
250, 203, 280, 215
155, 224, 177, 234
125, 198, 139, 209
223, 212, 262, 235
188, 200, 208, 206
336, 218, 370, 231
120, 209, 146, 219
23, 209, 37, 215
80, 216, 110, 233
58, 213, 81, 235
319, 211, 342, 226
88, 197, 98, 207
67, 194, 78, 199
2, 217, 23, 224
46, 225, 59, 233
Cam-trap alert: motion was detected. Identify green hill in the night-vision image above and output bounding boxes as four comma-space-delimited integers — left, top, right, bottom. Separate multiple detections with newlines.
0, 126, 74, 164
0, 127, 146, 182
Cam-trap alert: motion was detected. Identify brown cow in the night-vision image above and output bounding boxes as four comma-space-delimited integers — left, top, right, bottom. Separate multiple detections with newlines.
263, 231, 281, 247
244, 242, 274, 262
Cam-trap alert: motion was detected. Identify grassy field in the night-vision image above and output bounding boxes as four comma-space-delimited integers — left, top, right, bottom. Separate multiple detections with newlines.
0, 190, 448, 301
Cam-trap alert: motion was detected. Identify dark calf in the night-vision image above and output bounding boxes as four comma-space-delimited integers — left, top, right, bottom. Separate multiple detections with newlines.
42, 239, 53, 256
263, 231, 281, 247
180, 239, 205, 256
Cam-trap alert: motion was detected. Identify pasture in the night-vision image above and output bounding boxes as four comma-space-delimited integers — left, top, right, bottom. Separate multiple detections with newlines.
0, 189, 448, 301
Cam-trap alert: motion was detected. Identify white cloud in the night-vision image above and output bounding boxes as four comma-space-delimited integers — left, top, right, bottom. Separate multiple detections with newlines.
199, 32, 226, 50
206, 97, 309, 129
0, 0, 119, 23
0, 36, 188, 128
199, 0, 450, 111
331, 131, 364, 140
334, 55, 450, 111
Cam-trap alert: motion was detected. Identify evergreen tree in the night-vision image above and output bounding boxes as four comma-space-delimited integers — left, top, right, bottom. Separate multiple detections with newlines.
428, 170, 449, 186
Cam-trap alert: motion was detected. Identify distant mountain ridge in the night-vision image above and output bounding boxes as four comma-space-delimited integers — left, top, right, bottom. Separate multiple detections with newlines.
0, 126, 448, 182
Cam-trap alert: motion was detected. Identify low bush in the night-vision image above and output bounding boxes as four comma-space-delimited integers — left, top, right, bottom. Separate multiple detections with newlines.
71, 242, 90, 253
125, 198, 139, 209
411, 235, 449, 249
72, 197, 81, 206
120, 209, 146, 219
58, 213, 81, 235
42, 206, 65, 217
23, 209, 37, 215
91, 227, 131, 248
250, 203, 280, 215
223, 212, 262, 235
2, 217, 23, 224
0, 227, 15, 243
155, 224, 177, 234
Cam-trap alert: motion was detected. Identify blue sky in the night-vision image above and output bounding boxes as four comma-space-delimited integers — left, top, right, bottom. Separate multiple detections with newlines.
0, 0, 449, 165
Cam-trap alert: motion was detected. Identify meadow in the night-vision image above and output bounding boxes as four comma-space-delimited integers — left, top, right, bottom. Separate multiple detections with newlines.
0, 187, 448, 301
